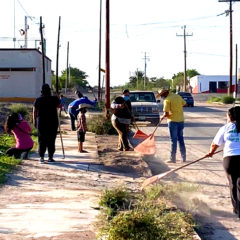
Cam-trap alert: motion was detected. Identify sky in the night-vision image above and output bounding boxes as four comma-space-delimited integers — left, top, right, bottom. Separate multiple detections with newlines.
1, 0, 240, 87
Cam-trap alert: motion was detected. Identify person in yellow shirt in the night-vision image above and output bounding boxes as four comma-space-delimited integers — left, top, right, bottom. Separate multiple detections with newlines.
158, 89, 187, 163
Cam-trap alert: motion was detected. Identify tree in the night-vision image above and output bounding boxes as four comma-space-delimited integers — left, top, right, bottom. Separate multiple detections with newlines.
172, 69, 200, 91
127, 70, 145, 89
59, 67, 89, 89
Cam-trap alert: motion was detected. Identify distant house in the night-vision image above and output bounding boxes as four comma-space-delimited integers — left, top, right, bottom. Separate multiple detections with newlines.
0, 48, 51, 102
190, 75, 237, 94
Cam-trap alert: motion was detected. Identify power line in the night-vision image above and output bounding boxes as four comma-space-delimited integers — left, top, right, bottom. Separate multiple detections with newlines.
16, 0, 33, 20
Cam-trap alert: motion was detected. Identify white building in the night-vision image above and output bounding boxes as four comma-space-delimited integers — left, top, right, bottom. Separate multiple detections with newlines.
0, 49, 51, 102
190, 75, 237, 94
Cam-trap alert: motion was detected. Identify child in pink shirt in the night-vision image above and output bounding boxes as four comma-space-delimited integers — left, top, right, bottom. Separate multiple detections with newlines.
4, 113, 34, 159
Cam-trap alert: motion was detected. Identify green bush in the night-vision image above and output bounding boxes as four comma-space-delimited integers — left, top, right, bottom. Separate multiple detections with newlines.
10, 104, 29, 119
208, 96, 221, 103
99, 187, 131, 217
87, 114, 117, 135
221, 95, 235, 104
0, 134, 21, 183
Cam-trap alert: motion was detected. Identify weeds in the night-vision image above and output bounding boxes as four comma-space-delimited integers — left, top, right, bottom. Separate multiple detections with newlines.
208, 95, 235, 104
87, 114, 117, 135
99, 187, 131, 217
0, 134, 21, 184
10, 104, 29, 119
97, 184, 197, 240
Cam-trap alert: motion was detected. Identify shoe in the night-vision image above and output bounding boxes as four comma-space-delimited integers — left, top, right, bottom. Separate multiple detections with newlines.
166, 160, 176, 163
48, 158, 56, 163
124, 148, 134, 151
40, 158, 44, 164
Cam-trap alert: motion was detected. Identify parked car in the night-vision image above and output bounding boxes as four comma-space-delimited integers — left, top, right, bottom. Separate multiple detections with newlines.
177, 92, 194, 107
129, 91, 160, 125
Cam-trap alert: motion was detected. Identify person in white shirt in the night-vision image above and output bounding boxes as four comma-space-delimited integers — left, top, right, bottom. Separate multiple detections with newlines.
206, 106, 240, 218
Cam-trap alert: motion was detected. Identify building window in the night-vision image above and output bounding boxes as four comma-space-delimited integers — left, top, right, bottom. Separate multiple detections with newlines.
218, 81, 228, 89
0, 68, 36, 71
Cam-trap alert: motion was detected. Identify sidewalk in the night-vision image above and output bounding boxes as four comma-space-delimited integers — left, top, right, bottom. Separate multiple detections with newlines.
0, 120, 144, 240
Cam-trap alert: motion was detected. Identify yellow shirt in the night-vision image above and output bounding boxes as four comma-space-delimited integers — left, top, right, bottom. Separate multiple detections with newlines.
163, 93, 186, 122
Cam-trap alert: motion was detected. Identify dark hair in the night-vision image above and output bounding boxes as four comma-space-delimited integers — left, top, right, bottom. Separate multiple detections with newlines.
79, 108, 87, 113
123, 89, 129, 94
77, 91, 83, 98
228, 106, 240, 133
115, 96, 125, 104
41, 84, 51, 96
4, 113, 20, 134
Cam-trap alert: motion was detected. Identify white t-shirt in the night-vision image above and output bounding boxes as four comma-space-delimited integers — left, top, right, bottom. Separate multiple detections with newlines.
213, 122, 240, 158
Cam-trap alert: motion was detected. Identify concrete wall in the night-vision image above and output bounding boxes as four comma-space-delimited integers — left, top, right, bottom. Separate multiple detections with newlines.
0, 49, 51, 100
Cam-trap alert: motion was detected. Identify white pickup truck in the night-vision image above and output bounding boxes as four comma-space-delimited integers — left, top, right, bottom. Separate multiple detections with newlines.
129, 91, 160, 125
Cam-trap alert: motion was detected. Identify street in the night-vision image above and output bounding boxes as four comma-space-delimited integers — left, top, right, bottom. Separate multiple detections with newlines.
139, 102, 240, 240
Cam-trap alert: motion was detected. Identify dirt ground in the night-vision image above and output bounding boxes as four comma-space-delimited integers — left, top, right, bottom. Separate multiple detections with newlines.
139, 103, 240, 240
0, 119, 149, 240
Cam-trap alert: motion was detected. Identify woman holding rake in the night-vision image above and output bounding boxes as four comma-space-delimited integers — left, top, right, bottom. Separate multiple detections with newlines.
206, 106, 240, 218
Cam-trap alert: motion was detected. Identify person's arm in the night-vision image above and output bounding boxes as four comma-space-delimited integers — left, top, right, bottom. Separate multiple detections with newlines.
182, 98, 187, 107
111, 101, 124, 109
33, 107, 38, 128
205, 142, 219, 157
160, 99, 170, 121
160, 111, 169, 122
206, 125, 225, 157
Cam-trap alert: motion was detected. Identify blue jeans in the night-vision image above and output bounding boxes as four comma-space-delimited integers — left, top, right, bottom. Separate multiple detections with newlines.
168, 121, 186, 162
68, 107, 79, 131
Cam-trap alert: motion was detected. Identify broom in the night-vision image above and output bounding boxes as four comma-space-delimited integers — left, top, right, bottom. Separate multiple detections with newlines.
141, 150, 223, 188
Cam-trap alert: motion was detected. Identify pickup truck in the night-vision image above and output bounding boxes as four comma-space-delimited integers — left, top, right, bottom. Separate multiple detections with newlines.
129, 91, 160, 125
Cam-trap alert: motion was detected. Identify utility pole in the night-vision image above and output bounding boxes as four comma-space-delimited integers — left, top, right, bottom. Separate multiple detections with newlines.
235, 44, 238, 99
142, 52, 150, 89
24, 16, 29, 48
98, 0, 102, 101
39, 16, 45, 84
65, 41, 69, 94
176, 25, 193, 92
219, 0, 240, 95
13, 0, 16, 48
105, 0, 110, 118
56, 16, 61, 94
136, 68, 139, 90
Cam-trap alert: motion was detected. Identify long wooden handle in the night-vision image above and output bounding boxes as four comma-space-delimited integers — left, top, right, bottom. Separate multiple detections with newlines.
169, 149, 223, 175
141, 149, 223, 188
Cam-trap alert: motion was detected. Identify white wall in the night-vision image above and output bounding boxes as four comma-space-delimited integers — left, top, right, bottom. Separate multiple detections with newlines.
0, 49, 51, 99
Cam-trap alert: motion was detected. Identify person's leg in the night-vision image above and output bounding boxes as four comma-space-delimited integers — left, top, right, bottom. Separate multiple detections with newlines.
168, 121, 178, 162
21, 147, 32, 160
223, 156, 240, 215
120, 123, 130, 150
78, 142, 83, 152
69, 112, 76, 130
38, 132, 47, 159
6, 147, 22, 158
47, 131, 57, 160
177, 122, 186, 162
236, 177, 240, 218
112, 120, 124, 150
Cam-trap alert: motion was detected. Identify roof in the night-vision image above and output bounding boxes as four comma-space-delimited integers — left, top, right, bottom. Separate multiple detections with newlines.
0, 48, 51, 62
